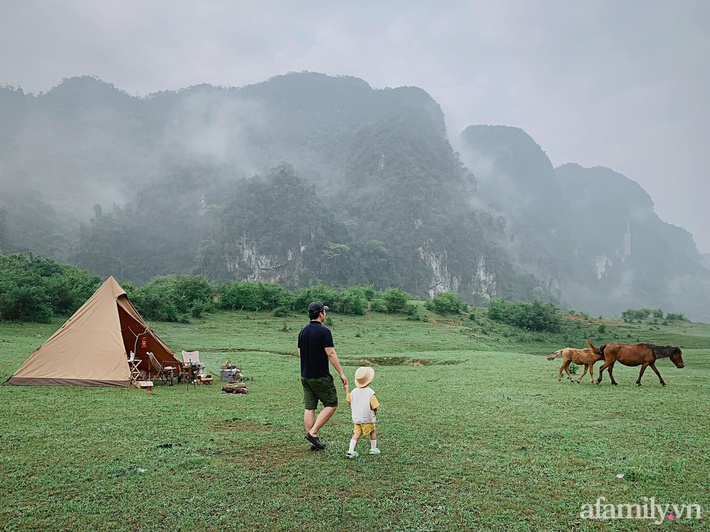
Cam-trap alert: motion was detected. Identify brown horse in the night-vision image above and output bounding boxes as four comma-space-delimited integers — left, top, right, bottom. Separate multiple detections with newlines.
586, 340, 684, 386
546, 348, 604, 383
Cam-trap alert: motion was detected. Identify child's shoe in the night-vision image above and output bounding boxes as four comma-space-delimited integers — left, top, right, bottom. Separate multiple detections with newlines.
345, 451, 359, 459
369, 448, 381, 455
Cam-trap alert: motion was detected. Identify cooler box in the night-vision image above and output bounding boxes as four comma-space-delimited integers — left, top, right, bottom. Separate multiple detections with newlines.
220, 368, 238, 381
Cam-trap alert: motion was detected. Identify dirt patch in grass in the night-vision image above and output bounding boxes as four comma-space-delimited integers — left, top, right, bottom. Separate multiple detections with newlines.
216, 418, 282, 433
229, 441, 309, 470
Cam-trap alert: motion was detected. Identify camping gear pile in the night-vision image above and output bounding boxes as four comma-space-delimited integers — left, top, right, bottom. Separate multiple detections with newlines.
219, 360, 241, 381
221, 361, 247, 394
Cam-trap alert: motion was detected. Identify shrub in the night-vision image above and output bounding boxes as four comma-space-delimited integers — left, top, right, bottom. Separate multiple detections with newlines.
361, 285, 377, 301
130, 275, 216, 322
219, 281, 292, 312
621, 308, 652, 320
174, 275, 216, 318
130, 286, 179, 322
404, 302, 421, 320
487, 298, 507, 322
370, 299, 386, 312
426, 291, 467, 314
380, 288, 410, 313
0, 253, 101, 322
273, 306, 289, 317
487, 298, 561, 333
291, 285, 340, 314
338, 286, 368, 316
0, 282, 53, 323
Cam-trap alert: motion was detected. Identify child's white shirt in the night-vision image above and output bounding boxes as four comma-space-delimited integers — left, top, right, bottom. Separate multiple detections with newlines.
347, 386, 378, 424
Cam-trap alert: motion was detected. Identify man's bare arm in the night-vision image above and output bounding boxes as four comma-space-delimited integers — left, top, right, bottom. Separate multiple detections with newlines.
325, 346, 347, 387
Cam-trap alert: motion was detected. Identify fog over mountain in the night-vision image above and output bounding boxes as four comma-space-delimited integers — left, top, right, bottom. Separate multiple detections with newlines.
1, 72, 709, 321
2, 0, 708, 253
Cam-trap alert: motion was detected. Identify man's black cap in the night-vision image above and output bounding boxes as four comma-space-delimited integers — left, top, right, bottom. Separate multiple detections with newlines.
308, 301, 329, 315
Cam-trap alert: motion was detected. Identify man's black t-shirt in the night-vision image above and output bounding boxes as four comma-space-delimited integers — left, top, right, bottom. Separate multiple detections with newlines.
298, 321, 334, 378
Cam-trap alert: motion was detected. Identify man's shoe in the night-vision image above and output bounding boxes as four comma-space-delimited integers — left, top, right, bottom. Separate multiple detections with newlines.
345, 451, 359, 459
369, 448, 381, 455
305, 432, 326, 449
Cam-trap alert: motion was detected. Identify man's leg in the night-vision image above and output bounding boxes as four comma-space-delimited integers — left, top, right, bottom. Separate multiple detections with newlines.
308, 406, 337, 436
304, 409, 316, 432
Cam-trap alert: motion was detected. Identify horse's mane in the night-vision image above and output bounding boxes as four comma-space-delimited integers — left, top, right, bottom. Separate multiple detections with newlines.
641, 343, 679, 359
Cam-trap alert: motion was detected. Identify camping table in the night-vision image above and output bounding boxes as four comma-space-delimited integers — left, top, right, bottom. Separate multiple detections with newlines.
182, 363, 204, 385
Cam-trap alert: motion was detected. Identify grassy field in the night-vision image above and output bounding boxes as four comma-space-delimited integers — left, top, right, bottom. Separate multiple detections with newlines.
1, 307, 708, 531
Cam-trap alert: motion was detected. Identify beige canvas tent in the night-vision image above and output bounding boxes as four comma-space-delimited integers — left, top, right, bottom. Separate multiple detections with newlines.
3, 276, 180, 387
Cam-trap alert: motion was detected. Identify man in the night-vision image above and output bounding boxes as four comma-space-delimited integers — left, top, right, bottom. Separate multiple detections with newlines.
298, 301, 348, 450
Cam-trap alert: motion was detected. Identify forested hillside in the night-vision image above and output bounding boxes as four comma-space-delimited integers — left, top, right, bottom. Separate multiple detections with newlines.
1, 72, 709, 321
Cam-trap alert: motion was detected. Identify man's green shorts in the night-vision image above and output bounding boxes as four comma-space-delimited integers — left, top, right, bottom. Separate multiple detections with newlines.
301, 374, 338, 410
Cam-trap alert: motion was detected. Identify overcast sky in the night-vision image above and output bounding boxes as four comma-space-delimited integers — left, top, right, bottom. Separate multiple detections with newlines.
1, 0, 708, 251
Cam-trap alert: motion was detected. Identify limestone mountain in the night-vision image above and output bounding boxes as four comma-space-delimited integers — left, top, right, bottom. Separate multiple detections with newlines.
458, 125, 581, 292
457, 120, 710, 320
1, 72, 708, 320
556, 163, 710, 318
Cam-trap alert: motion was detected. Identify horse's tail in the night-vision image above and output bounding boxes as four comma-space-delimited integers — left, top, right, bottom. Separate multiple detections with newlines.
586, 340, 603, 356
547, 350, 563, 360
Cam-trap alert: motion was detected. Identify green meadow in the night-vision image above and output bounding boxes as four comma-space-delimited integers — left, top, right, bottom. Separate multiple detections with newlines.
1, 308, 708, 531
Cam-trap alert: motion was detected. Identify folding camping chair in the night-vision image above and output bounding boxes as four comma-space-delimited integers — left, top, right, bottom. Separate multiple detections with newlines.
147, 352, 176, 385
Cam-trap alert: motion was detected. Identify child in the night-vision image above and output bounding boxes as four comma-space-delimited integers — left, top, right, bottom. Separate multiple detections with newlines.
345, 366, 380, 458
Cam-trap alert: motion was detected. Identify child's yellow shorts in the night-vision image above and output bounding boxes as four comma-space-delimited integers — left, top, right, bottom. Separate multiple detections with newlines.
353, 423, 376, 436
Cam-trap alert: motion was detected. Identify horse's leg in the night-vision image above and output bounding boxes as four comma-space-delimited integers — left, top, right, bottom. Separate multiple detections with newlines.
558, 363, 564, 382
648, 362, 666, 387
596, 361, 609, 384
563, 361, 575, 382
636, 362, 649, 386
589, 363, 596, 384
607, 361, 618, 386
577, 364, 588, 383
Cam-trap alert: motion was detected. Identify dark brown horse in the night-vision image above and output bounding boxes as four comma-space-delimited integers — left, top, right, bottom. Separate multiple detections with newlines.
586, 340, 684, 386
